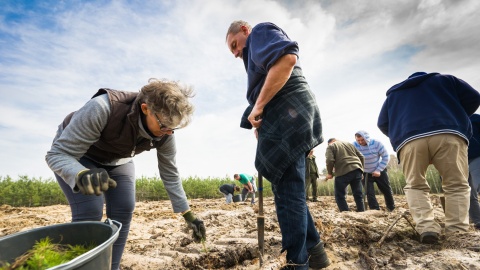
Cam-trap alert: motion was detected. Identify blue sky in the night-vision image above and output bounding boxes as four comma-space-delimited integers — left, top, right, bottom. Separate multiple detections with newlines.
1, 0, 480, 180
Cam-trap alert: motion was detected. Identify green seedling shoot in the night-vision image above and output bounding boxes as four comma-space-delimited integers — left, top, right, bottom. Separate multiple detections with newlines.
0, 237, 96, 270
201, 238, 209, 253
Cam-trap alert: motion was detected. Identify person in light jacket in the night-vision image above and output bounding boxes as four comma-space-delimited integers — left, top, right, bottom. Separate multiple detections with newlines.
353, 130, 395, 211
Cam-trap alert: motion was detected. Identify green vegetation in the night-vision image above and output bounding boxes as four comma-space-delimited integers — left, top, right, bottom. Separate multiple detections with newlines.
0, 165, 442, 207
0, 237, 95, 270
0, 176, 67, 207
134, 175, 274, 201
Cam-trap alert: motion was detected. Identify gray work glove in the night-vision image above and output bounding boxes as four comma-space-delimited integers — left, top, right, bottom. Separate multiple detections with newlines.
182, 210, 206, 242
75, 168, 117, 196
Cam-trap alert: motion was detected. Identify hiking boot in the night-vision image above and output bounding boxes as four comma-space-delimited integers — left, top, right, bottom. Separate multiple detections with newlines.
312, 198, 318, 202
420, 232, 439, 244
308, 241, 330, 269
474, 223, 480, 230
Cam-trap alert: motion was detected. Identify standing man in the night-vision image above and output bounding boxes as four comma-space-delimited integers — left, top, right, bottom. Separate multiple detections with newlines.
468, 114, 480, 230
378, 72, 480, 244
353, 130, 395, 211
219, 183, 241, 204
234, 173, 257, 205
305, 149, 320, 202
226, 20, 330, 269
326, 138, 365, 212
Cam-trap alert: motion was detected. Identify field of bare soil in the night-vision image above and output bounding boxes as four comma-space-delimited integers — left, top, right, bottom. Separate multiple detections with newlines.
1, 195, 480, 269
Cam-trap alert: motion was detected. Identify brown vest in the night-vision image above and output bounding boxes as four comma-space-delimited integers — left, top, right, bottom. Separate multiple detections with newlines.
62, 88, 167, 163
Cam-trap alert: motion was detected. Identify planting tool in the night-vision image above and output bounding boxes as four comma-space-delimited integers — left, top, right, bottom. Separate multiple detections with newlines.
363, 174, 369, 210
257, 173, 264, 266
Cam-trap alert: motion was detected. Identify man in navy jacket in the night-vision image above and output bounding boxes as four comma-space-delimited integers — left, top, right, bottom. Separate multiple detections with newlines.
226, 20, 329, 269
378, 72, 480, 244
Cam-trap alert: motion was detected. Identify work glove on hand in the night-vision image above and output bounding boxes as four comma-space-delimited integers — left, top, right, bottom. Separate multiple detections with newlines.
75, 168, 117, 196
182, 210, 206, 242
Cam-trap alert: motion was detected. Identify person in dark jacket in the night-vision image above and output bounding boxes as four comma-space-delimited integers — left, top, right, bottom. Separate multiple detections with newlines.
378, 72, 480, 244
45, 78, 206, 270
305, 149, 320, 202
325, 138, 365, 212
219, 183, 241, 203
226, 20, 329, 269
468, 114, 480, 230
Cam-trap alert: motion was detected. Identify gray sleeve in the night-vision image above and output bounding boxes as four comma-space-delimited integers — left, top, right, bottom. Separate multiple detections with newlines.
45, 94, 110, 190
156, 135, 190, 213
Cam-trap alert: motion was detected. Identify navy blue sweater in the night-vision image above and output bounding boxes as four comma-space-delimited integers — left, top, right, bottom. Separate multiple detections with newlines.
378, 72, 480, 153
239, 23, 323, 184
242, 22, 299, 105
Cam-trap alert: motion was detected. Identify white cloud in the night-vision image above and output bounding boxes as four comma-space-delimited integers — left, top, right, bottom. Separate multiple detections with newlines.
0, 0, 479, 180
133, 105, 258, 179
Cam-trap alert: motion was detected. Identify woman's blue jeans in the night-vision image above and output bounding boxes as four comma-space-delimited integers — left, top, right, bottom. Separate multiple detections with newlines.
271, 155, 321, 269
468, 157, 480, 225
55, 157, 136, 270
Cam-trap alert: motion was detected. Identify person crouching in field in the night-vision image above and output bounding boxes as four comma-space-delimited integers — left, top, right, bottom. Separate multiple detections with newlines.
45, 78, 207, 270
219, 183, 241, 203
234, 173, 257, 205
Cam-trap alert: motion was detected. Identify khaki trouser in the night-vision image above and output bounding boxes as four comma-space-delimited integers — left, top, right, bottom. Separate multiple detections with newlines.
400, 134, 470, 234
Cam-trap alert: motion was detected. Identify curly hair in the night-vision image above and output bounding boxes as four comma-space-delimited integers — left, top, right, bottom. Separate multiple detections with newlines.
138, 78, 195, 129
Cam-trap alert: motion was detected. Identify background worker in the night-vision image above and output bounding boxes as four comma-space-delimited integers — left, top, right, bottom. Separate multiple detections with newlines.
378, 71, 480, 244
234, 173, 256, 205
219, 183, 241, 204
326, 138, 365, 212
305, 149, 320, 202
468, 113, 480, 230
353, 130, 395, 211
45, 78, 206, 270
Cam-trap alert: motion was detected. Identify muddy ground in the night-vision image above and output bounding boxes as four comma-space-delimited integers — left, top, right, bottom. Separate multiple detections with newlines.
1, 195, 479, 269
